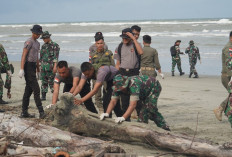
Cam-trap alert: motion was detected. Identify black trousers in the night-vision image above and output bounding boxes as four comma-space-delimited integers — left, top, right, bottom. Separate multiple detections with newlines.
22, 62, 43, 113
63, 81, 98, 114
118, 68, 140, 120
103, 80, 123, 117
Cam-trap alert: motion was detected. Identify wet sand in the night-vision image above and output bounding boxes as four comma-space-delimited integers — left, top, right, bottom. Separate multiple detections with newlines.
1, 61, 231, 156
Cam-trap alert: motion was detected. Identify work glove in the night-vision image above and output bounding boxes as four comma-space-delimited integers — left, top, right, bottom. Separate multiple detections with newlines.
99, 113, 109, 120
159, 73, 164, 79
7, 70, 12, 77
45, 104, 55, 109
63, 92, 74, 97
114, 117, 125, 123
18, 69, 24, 78
36, 72, 40, 80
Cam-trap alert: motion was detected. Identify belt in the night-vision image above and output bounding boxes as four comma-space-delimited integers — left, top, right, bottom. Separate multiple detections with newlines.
141, 67, 155, 71
120, 68, 139, 72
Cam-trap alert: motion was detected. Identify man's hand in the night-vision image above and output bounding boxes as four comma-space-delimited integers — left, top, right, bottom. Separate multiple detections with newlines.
74, 98, 83, 105
7, 71, 12, 77
18, 69, 24, 78
45, 104, 55, 109
159, 73, 164, 79
125, 32, 136, 40
99, 113, 109, 120
114, 117, 125, 123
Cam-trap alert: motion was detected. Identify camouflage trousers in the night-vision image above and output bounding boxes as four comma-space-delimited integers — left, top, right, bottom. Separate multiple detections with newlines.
171, 58, 182, 72
137, 80, 167, 128
0, 73, 11, 97
225, 93, 232, 127
189, 59, 197, 74
41, 70, 55, 93
220, 74, 230, 110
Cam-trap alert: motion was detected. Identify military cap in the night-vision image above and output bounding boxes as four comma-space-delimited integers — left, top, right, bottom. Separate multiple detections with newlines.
40, 31, 51, 39
175, 40, 181, 43
94, 32, 104, 41
112, 74, 130, 92
31, 25, 43, 35
120, 28, 133, 39
189, 40, 194, 45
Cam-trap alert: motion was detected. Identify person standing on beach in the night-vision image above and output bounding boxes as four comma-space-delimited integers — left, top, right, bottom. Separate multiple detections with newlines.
170, 40, 185, 76
40, 31, 60, 101
99, 74, 170, 131
114, 28, 143, 120
18, 25, 45, 119
141, 35, 164, 79
214, 31, 232, 121
0, 43, 12, 104
185, 40, 201, 78
89, 32, 113, 113
46, 61, 98, 113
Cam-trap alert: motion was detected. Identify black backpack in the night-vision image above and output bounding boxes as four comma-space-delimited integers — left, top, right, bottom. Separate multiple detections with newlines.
117, 42, 141, 69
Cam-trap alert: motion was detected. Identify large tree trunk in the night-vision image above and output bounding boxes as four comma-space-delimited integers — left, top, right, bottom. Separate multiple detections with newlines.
46, 93, 232, 157
0, 112, 124, 156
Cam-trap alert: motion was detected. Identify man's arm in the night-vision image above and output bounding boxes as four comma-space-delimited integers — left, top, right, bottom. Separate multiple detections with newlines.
126, 32, 143, 55
79, 82, 103, 103
73, 78, 86, 96
106, 98, 118, 114
20, 48, 29, 70
121, 100, 137, 119
115, 60, 120, 70
53, 62, 57, 74
52, 83, 60, 104
69, 77, 80, 93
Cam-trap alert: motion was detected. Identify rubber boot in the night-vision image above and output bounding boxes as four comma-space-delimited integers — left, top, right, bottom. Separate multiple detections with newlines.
189, 72, 193, 78
39, 111, 46, 119
41, 92, 46, 101
172, 72, 174, 76
180, 71, 185, 76
161, 125, 171, 131
0, 96, 8, 104
213, 106, 223, 121
20, 111, 35, 118
193, 73, 199, 78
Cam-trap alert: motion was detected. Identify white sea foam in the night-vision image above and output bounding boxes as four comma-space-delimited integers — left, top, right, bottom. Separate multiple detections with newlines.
202, 29, 209, 33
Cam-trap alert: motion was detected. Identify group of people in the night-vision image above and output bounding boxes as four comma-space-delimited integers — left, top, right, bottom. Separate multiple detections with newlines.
1, 24, 232, 130
170, 39, 201, 78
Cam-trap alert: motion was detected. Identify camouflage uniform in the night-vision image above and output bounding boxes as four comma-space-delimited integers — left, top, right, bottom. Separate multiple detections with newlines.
40, 40, 60, 93
185, 42, 200, 77
170, 42, 184, 75
0, 44, 11, 98
112, 74, 169, 129
90, 49, 114, 110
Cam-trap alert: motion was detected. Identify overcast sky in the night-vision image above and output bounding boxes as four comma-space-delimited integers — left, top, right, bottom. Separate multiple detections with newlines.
0, 0, 231, 24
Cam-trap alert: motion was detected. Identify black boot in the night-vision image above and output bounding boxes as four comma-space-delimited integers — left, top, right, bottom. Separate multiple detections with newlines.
20, 111, 35, 118
39, 111, 46, 119
172, 72, 174, 76
193, 73, 199, 78
41, 92, 46, 101
161, 125, 171, 131
180, 71, 185, 76
0, 96, 8, 104
189, 72, 193, 78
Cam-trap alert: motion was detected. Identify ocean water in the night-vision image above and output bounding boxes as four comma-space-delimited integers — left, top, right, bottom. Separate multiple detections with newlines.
0, 18, 231, 76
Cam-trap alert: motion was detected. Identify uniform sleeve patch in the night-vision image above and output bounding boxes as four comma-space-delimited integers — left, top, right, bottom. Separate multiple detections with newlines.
229, 48, 232, 51
54, 78, 59, 83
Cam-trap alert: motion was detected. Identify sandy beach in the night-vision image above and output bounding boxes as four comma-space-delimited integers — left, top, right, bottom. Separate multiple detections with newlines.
1, 61, 231, 156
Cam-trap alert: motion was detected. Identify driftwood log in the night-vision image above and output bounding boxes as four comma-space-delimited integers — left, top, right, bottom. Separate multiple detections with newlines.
0, 112, 124, 156
45, 93, 232, 157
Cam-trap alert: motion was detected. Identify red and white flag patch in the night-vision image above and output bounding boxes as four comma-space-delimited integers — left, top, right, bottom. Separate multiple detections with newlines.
54, 78, 59, 83
229, 48, 232, 51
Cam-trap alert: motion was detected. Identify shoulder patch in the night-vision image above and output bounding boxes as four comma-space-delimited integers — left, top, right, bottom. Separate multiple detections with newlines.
54, 78, 59, 83
229, 48, 232, 51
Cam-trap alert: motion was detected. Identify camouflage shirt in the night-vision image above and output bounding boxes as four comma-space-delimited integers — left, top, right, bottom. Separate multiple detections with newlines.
40, 40, 60, 69
185, 45, 200, 61
0, 43, 10, 71
222, 41, 232, 76
112, 75, 158, 101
